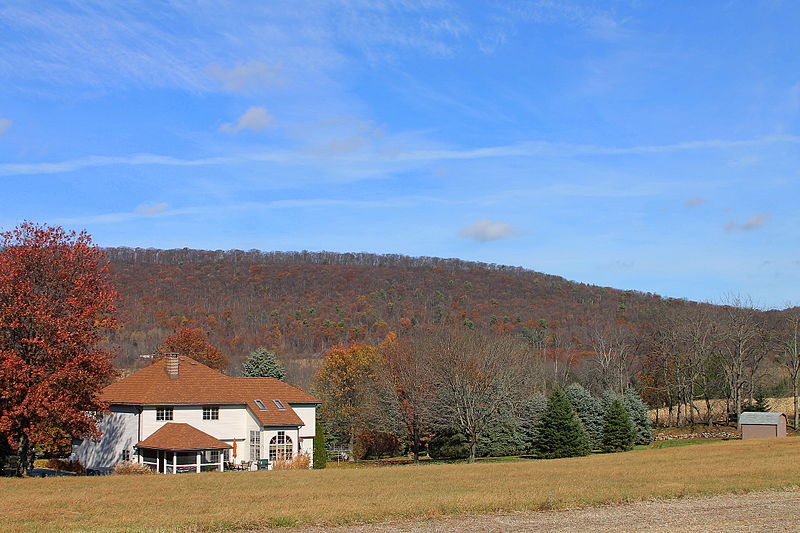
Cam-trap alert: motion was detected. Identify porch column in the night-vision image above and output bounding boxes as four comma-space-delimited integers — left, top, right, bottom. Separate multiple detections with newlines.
196, 451, 201, 473
171, 451, 176, 474
219, 451, 224, 472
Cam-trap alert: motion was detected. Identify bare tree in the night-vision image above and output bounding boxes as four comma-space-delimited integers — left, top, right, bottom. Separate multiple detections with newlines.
777, 312, 800, 428
589, 323, 633, 393
716, 296, 764, 423
428, 329, 530, 463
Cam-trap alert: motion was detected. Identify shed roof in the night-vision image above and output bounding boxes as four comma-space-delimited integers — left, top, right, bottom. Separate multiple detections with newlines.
136, 423, 232, 451
739, 412, 787, 425
101, 356, 319, 427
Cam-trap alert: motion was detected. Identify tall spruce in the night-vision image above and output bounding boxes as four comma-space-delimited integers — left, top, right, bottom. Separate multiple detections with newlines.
519, 393, 548, 452
565, 383, 604, 450
534, 387, 590, 459
243, 347, 286, 381
622, 388, 653, 445
602, 396, 636, 452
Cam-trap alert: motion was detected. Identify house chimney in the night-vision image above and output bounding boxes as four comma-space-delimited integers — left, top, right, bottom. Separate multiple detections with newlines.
165, 353, 180, 379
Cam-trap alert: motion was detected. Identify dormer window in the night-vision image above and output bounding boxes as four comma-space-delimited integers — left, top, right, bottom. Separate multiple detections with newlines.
254, 399, 267, 411
156, 407, 173, 421
272, 400, 286, 410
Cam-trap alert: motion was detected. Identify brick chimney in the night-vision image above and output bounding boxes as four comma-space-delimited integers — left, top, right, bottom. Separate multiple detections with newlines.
164, 353, 180, 379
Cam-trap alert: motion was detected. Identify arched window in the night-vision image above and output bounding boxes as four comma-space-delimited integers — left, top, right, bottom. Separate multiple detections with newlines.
269, 431, 293, 461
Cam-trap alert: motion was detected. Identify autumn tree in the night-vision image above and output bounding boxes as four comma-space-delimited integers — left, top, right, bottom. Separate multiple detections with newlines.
0, 223, 117, 476
378, 331, 433, 462
159, 328, 229, 371
312, 342, 380, 456
428, 329, 529, 463
243, 347, 286, 380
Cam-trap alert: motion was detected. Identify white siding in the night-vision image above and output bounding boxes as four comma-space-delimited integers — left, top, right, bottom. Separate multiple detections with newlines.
71, 406, 139, 469
140, 404, 247, 442
292, 405, 316, 439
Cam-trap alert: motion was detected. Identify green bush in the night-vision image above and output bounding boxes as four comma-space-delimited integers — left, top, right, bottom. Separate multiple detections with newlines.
313, 417, 328, 469
428, 428, 470, 460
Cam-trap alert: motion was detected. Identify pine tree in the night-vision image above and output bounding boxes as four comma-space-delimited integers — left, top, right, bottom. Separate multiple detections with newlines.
243, 347, 286, 381
622, 388, 654, 445
752, 390, 771, 413
519, 393, 548, 452
534, 387, 590, 459
602, 396, 636, 452
565, 383, 604, 450
313, 416, 328, 469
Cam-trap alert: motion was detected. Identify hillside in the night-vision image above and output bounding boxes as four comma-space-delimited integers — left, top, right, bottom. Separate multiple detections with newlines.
105, 247, 673, 384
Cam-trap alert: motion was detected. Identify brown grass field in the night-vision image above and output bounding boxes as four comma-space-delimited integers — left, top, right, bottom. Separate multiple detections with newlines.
3, 438, 800, 533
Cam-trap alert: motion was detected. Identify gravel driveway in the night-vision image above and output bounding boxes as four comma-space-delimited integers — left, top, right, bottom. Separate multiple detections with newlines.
270, 488, 800, 532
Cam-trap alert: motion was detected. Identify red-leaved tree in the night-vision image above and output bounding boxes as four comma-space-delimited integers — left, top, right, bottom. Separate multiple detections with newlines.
0, 223, 118, 475
159, 327, 229, 371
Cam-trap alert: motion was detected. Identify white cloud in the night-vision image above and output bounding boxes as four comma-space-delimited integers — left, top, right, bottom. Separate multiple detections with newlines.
0, 118, 11, 135
220, 107, 274, 134
207, 62, 286, 93
135, 202, 169, 216
725, 213, 771, 232
459, 219, 517, 242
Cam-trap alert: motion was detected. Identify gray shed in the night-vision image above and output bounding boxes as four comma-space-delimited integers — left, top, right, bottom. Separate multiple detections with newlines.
739, 412, 787, 439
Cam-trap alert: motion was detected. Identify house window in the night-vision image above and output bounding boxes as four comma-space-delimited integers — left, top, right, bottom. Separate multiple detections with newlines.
254, 399, 267, 411
269, 431, 293, 461
250, 430, 261, 461
122, 449, 131, 462
272, 399, 286, 410
156, 407, 173, 421
203, 406, 219, 420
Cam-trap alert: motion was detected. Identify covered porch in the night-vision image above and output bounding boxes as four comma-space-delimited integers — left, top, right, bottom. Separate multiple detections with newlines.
136, 423, 232, 474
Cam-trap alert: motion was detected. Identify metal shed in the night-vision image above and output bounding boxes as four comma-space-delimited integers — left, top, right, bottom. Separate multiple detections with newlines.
739, 412, 787, 439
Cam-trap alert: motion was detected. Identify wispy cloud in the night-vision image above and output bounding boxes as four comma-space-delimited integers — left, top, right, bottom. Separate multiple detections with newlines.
4, 135, 798, 178
53, 196, 449, 226
685, 196, 705, 208
134, 202, 169, 216
220, 107, 274, 134
207, 62, 286, 93
459, 219, 517, 242
0, 118, 11, 135
725, 213, 771, 232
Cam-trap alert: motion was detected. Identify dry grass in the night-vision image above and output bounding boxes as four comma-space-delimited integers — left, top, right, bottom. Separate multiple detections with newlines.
113, 461, 155, 475
3, 438, 800, 533
272, 454, 312, 470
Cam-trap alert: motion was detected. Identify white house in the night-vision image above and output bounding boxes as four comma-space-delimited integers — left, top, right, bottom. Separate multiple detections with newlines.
71, 354, 320, 473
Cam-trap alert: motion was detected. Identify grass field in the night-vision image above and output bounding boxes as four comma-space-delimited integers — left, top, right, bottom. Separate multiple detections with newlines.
3, 437, 800, 533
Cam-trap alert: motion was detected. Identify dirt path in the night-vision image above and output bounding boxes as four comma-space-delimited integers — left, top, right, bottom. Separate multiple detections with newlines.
272, 488, 800, 532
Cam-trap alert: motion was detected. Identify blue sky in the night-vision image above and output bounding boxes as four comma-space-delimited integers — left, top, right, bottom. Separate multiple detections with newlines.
1, 1, 799, 308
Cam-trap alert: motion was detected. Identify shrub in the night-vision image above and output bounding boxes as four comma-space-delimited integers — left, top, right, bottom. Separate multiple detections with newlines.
46, 458, 85, 473
602, 396, 636, 452
355, 430, 402, 459
272, 453, 311, 470
428, 428, 470, 460
313, 417, 328, 469
534, 387, 590, 459
113, 461, 153, 475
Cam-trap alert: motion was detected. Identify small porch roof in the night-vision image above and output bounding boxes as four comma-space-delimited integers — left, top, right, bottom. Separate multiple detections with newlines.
136, 423, 232, 451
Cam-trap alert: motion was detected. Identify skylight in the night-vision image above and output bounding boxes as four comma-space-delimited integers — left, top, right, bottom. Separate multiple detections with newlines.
272, 399, 286, 410
254, 399, 267, 411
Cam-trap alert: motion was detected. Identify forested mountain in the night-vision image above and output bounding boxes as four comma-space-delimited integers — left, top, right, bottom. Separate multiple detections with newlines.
104, 247, 682, 385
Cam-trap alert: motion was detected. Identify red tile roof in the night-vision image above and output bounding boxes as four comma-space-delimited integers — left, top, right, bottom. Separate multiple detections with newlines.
102, 356, 319, 426
136, 423, 232, 450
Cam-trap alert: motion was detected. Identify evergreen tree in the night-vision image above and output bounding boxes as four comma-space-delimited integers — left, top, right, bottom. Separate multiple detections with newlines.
602, 396, 636, 452
622, 388, 654, 445
534, 388, 590, 459
752, 390, 771, 413
313, 416, 328, 469
565, 383, 604, 450
519, 393, 548, 452
243, 347, 286, 381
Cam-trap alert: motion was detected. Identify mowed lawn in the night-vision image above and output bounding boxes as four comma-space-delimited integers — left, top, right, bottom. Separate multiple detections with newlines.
3, 438, 800, 533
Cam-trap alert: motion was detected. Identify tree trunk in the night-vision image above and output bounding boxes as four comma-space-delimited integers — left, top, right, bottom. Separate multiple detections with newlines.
468, 438, 477, 464
16, 434, 30, 477
412, 424, 420, 463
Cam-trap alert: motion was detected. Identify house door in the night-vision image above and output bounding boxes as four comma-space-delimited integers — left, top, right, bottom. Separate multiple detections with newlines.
158, 451, 165, 473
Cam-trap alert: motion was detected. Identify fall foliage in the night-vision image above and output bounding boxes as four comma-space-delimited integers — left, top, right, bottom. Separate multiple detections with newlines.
159, 327, 229, 371
0, 223, 118, 475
